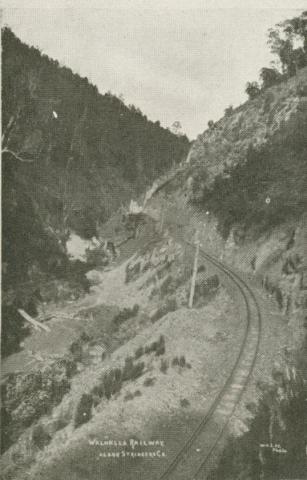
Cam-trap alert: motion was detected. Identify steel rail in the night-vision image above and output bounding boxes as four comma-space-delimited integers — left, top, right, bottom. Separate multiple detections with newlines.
192, 248, 262, 479
156, 242, 262, 480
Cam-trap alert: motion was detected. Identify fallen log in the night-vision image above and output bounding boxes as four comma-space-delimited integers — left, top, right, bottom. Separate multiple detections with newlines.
18, 309, 51, 333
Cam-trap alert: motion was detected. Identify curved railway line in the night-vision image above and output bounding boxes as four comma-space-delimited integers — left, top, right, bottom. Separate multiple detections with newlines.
157, 242, 262, 480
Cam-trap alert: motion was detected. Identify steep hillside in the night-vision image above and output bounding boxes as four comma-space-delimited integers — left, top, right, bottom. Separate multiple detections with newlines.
2, 27, 189, 276
1, 27, 189, 360
144, 65, 307, 320
1, 28, 189, 349
186, 67, 307, 240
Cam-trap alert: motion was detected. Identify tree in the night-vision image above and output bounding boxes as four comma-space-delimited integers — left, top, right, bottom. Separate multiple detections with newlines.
267, 11, 307, 76
260, 67, 282, 90
245, 81, 261, 100
224, 105, 234, 117
171, 121, 183, 136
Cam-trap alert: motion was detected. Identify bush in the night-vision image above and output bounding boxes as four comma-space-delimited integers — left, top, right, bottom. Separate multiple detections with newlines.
245, 81, 261, 99
124, 392, 134, 401
172, 356, 189, 369
155, 336, 166, 356
130, 361, 145, 380
80, 331, 92, 342
100, 368, 123, 400
122, 357, 145, 382
134, 346, 144, 359
180, 398, 190, 408
179, 356, 186, 368
122, 357, 134, 381
224, 105, 234, 117
32, 424, 51, 449
150, 298, 177, 323
57, 354, 77, 378
91, 383, 104, 398
91, 358, 144, 404
125, 262, 141, 283
144, 335, 165, 356
275, 287, 283, 309
172, 356, 180, 366
143, 377, 156, 387
260, 67, 282, 89
113, 304, 139, 326
160, 358, 169, 374
74, 394, 93, 428
69, 339, 83, 362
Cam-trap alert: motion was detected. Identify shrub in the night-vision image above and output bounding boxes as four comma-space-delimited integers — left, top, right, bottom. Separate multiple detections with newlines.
122, 357, 145, 382
134, 346, 144, 359
69, 339, 83, 362
58, 354, 78, 378
74, 394, 93, 428
245, 81, 261, 99
125, 262, 141, 283
197, 264, 206, 273
131, 361, 145, 380
103, 373, 113, 399
172, 356, 189, 369
122, 357, 134, 381
160, 358, 169, 374
113, 304, 139, 326
179, 356, 186, 368
172, 356, 180, 366
260, 67, 282, 89
143, 377, 156, 387
80, 331, 92, 343
275, 287, 283, 309
134, 390, 142, 397
91, 383, 104, 398
224, 105, 234, 117
32, 424, 51, 449
100, 368, 123, 399
145, 344, 152, 354
155, 336, 166, 356
124, 392, 134, 401
132, 304, 140, 316
144, 335, 165, 356
180, 398, 190, 408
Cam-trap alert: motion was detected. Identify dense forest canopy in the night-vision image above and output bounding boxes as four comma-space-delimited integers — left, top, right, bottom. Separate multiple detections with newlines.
1, 26, 189, 280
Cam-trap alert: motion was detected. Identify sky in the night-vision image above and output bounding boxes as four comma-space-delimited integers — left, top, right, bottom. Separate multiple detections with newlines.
2, 1, 306, 139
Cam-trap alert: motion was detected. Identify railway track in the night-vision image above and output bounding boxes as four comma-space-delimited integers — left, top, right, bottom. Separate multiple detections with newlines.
157, 242, 262, 480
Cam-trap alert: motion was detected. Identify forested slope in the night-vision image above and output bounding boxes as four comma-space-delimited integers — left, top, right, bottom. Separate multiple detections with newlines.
2, 27, 189, 286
